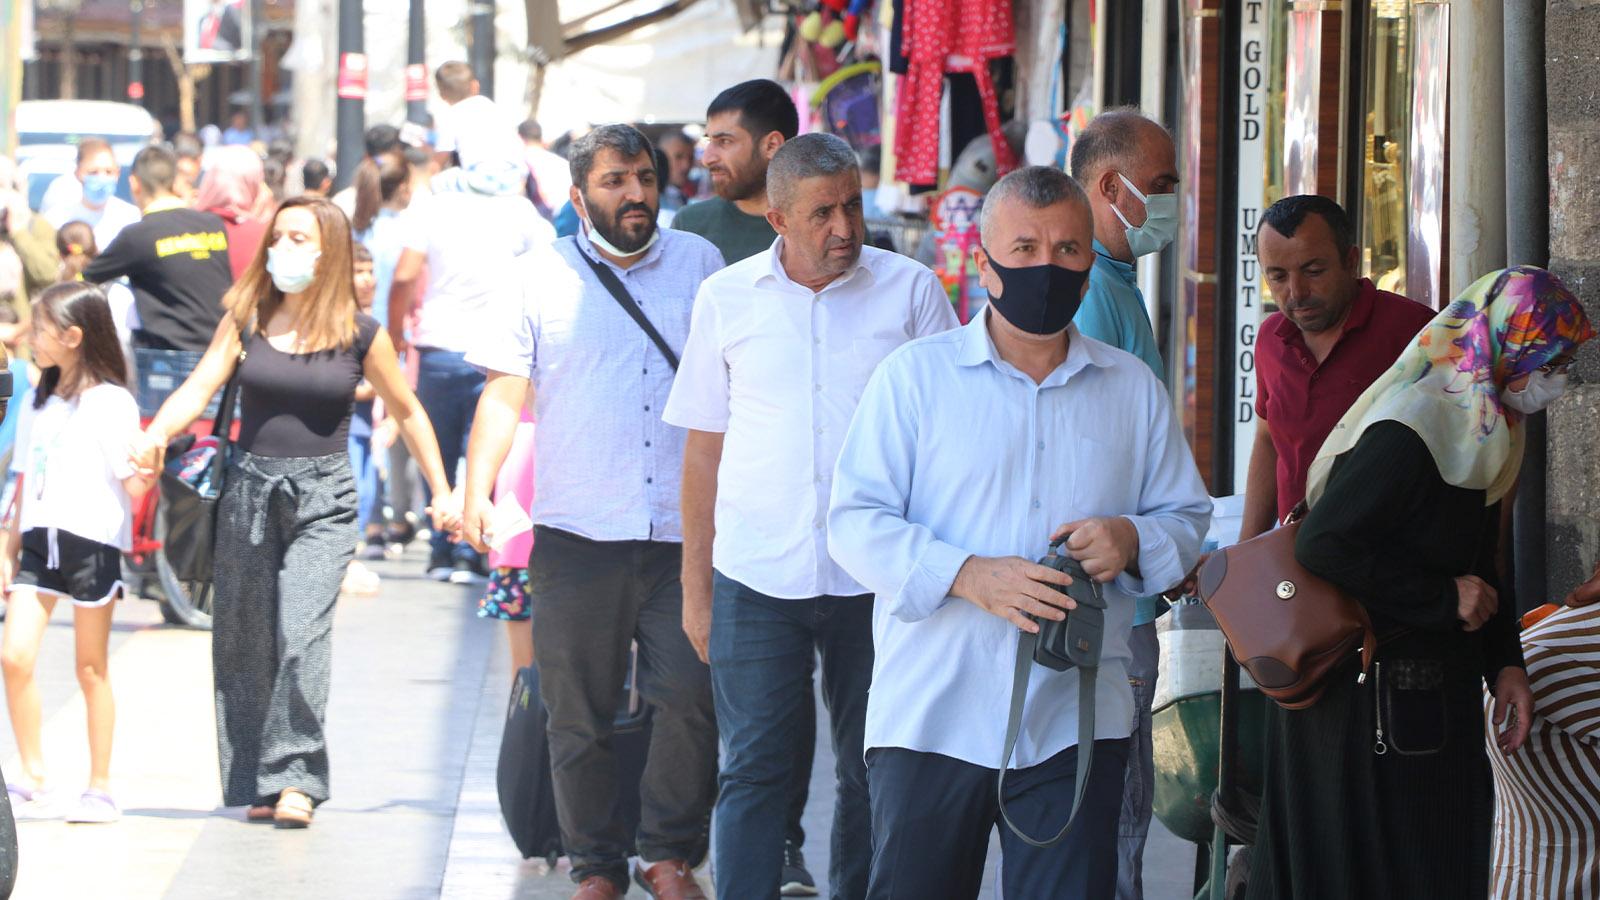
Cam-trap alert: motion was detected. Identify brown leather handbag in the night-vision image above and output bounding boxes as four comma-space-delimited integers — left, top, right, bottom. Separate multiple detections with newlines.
1195, 506, 1377, 710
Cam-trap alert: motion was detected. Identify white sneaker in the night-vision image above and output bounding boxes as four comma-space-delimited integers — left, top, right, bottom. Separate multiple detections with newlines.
65, 788, 120, 824
8, 782, 58, 820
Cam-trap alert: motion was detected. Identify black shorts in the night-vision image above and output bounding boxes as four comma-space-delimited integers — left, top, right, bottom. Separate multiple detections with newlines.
11, 528, 125, 608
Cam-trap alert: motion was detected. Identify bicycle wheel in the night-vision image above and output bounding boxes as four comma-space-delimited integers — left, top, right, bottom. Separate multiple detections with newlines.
153, 498, 215, 631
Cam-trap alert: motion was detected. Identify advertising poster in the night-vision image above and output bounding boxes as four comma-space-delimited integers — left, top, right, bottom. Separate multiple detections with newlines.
185, 0, 252, 64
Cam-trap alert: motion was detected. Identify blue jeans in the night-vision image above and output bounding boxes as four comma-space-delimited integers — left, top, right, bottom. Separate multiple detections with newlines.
347, 430, 382, 533
414, 349, 484, 563
709, 572, 874, 900
1116, 622, 1161, 900
865, 739, 1130, 900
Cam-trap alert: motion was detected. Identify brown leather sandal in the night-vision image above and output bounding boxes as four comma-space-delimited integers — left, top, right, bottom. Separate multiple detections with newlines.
273, 788, 314, 828
246, 804, 276, 823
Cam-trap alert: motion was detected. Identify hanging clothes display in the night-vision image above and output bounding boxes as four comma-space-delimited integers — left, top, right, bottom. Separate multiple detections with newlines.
893, 0, 1020, 187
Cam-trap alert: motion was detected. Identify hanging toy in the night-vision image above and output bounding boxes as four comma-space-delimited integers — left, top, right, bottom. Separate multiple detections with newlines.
799, 3, 826, 43
841, 0, 874, 43
807, 0, 849, 48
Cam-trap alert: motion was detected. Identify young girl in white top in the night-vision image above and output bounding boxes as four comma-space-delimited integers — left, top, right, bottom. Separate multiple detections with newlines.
0, 281, 153, 823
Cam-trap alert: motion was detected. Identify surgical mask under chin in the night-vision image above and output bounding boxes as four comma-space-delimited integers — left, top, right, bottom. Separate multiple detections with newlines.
1503, 369, 1570, 415
266, 245, 321, 294
1110, 173, 1178, 258
82, 173, 117, 206
580, 199, 659, 259
982, 250, 1092, 335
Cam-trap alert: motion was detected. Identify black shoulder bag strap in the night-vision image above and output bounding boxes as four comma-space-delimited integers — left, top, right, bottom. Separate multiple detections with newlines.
579, 251, 679, 371
998, 631, 1098, 848
207, 324, 250, 496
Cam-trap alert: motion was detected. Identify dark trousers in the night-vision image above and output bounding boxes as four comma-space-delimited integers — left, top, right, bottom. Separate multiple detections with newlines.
866, 739, 1130, 900
212, 452, 357, 807
529, 527, 718, 889
415, 348, 483, 564
709, 572, 874, 900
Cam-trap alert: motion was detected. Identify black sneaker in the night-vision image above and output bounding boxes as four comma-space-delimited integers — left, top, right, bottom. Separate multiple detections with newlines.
384, 516, 417, 549
781, 843, 818, 897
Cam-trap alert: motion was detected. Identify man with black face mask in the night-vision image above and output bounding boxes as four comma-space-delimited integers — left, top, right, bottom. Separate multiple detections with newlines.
462, 124, 724, 900
827, 166, 1210, 899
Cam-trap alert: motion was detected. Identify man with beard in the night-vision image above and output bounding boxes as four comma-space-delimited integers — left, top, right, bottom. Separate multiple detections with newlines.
390, 140, 555, 583
827, 165, 1210, 898
665, 133, 957, 900
1242, 195, 1434, 540
461, 124, 723, 900
673, 79, 798, 264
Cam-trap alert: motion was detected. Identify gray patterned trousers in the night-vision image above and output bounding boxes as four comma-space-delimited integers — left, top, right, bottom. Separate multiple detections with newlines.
212, 451, 357, 807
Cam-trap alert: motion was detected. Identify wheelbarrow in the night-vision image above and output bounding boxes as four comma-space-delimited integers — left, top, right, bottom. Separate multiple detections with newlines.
1151, 598, 1266, 900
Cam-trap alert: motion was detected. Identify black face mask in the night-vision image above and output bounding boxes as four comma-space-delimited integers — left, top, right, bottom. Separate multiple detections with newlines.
983, 251, 1092, 335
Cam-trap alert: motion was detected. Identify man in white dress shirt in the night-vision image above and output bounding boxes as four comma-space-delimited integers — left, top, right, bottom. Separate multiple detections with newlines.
827, 166, 1210, 899
664, 132, 958, 900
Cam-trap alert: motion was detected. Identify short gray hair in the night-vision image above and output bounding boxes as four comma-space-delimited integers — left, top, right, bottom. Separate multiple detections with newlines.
979, 166, 1090, 244
568, 124, 653, 189
1068, 106, 1170, 182
768, 132, 859, 211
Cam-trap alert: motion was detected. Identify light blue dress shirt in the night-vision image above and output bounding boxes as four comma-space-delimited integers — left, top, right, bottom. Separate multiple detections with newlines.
1078, 238, 1172, 627
467, 227, 726, 543
827, 312, 1210, 769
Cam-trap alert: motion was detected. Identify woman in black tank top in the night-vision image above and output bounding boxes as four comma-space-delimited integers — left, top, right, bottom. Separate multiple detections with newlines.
132, 196, 460, 828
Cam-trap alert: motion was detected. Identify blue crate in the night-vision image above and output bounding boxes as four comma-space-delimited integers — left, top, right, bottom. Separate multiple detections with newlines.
133, 349, 232, 420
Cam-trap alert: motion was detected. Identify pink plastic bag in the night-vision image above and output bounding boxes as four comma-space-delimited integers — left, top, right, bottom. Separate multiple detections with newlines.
489, 418, 536, 569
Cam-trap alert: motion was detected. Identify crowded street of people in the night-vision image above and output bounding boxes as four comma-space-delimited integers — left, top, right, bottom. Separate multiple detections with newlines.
1, 1, 1598, 899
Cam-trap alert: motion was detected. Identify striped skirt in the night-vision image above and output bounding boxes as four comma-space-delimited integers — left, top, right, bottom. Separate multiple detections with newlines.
1486, 602, 1600, 900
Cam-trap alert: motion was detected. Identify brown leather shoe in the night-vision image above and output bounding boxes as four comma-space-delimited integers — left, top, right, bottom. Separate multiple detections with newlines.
633, 859, 708, 900
571, 875, 623, 900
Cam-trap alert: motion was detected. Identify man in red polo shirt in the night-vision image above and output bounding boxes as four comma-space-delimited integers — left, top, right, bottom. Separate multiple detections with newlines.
1242, 195, 1435, 539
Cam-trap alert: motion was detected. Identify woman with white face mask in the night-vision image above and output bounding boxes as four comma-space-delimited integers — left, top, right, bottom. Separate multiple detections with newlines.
1245, 266, 1595, 900
128, 197, 461, 828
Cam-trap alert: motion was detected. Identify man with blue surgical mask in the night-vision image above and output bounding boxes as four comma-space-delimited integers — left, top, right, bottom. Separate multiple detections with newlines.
1067, 106, 1179, 900
41, 138, 141, 250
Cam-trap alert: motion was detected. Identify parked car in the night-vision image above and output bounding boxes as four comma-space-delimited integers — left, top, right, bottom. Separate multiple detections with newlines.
13, 99, 158, 211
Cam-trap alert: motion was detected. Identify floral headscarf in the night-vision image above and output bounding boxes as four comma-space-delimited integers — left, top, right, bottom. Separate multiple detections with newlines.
1306, 265, 1595, 507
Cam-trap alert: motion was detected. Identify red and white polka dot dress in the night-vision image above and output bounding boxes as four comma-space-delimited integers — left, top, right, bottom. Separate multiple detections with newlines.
893, 0, 1019, 187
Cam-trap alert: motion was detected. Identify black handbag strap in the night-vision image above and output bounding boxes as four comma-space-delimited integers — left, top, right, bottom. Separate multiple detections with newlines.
998, 629, 1097, 848
207, 328, 249, 492
578, 250, 679, 371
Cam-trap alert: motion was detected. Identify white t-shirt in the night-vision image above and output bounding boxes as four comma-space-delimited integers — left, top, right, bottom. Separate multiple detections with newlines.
41, 180, 141, 252
435, 95, 523, 170
14, 384, 141, 551
398, 190, 554, 353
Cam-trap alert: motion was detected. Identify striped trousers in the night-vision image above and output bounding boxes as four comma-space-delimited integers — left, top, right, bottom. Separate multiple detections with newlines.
212, 451, 357, 807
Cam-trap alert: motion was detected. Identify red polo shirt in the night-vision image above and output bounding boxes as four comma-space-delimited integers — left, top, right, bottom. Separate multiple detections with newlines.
1256, 278, 1435, 519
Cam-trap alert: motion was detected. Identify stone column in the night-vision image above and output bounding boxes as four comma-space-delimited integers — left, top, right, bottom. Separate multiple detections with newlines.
1545, 0, 1600, 594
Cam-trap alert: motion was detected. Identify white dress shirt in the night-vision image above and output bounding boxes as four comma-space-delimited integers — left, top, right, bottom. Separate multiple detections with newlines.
467, 228, 726, 543
827, 312, 1211, 768
663, 241, 959, 599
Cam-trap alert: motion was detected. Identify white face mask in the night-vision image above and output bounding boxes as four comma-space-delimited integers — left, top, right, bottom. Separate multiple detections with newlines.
579, 197, 659, 259
266, 244, 321, 294
1503, 369, 1569, 415
1109, 172, 1178, 258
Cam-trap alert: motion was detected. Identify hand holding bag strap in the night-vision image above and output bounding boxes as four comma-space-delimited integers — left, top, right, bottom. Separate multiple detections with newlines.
578, 251, 679, 371
998, 628, 1097, 848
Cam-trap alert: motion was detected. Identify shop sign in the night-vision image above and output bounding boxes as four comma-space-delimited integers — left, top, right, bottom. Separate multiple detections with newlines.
1233, 0, 1267, 489
338, 53, 369, 101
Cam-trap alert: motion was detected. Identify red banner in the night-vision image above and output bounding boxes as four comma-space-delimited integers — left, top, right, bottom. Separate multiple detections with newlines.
337, 53, 369, 100
405, 64, 428, 102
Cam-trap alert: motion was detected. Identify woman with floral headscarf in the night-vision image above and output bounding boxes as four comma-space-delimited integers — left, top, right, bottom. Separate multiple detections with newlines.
1245, 266, 1596, 900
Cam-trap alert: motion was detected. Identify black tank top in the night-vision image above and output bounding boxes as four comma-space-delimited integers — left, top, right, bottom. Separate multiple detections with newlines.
236, 314, 380, 458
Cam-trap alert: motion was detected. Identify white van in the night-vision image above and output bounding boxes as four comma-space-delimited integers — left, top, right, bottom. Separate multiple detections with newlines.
13, 100, 158, 211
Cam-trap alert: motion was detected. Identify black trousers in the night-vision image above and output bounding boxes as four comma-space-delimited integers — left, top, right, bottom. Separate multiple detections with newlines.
866, 739, 1129, 900
528, 526, 718, 888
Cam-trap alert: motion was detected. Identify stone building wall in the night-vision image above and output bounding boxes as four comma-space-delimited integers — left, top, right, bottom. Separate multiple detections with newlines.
1544, 0, 1600, 595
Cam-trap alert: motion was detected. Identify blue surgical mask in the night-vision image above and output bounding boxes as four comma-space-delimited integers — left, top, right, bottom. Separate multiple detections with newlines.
266, 244, 322, 294
82, 173, 117, 206
1110, 173, 1178, 258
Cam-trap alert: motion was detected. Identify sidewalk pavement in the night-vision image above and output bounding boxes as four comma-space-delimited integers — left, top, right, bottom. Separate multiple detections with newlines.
0, 547, 1198, 899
